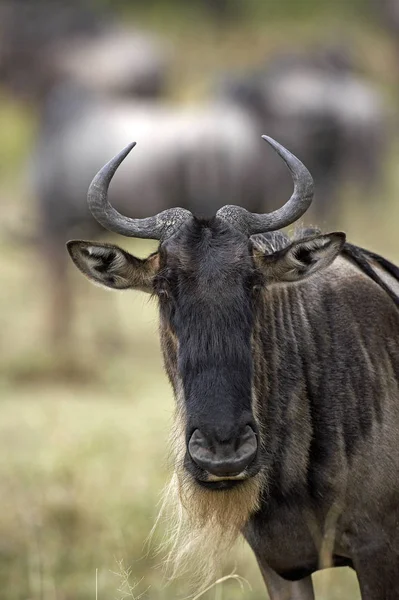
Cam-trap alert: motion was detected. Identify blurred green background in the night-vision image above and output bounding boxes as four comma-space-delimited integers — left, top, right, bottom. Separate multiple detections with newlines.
1, 0, 399, 598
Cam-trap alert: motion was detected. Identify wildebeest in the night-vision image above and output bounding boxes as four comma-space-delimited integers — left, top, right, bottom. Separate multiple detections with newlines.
0, 0, 103, 103
215, 46, 389, 220
0, 0, 170, 102
0, 1, 172, 347
370, 0, 399, 86
68, 136, 399, 599
370, 0, 399, 39
56, 25, 171, 98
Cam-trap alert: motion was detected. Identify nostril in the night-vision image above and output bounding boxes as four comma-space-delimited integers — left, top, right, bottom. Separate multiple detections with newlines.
236, 424, 258, 454
188, 426, 258, 477
188, 429, 215, 465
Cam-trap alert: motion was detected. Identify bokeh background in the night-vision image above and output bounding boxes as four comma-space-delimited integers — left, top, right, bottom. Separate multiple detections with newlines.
1, 0, 399, 598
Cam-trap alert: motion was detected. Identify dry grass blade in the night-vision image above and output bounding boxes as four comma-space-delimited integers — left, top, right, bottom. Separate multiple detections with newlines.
190, 572, 251, 600
111, 559, 147, 600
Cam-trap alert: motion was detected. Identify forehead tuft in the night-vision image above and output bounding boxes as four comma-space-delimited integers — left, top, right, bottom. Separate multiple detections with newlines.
162, 218, 250, 276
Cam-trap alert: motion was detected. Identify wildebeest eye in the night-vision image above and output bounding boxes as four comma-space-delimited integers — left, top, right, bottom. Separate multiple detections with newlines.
153, 271, 175, 302
153, 277, 170, 300
157, 288, 169, 300
247, 272, 264, 293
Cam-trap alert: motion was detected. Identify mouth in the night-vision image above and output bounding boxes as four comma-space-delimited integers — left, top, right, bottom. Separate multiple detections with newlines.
184, 452, 261, 490
194, 469, 251, 490
195, 478, 244, 491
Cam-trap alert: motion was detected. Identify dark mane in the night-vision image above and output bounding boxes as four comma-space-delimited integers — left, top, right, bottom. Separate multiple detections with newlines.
252, 226, 324, 254
250, 230, 291, 254
342, 243, 399, 307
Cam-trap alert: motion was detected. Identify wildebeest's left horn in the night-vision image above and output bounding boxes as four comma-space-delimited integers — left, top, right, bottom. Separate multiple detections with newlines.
87, 142, 192, 240
216, 135, 314, 235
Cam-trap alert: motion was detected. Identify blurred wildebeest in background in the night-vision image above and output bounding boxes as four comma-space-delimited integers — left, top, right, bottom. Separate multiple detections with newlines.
0, 0, 173, 349
215, 44, 390, 220
56, 26, 171, 99
0, 0, 105, 103
370, 0, 399, 39
0, 0, 171, 103
370, 0, 399, 89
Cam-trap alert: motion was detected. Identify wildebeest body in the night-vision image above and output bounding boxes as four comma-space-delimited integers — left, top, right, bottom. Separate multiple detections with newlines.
67, 138, 399, 598
33, 94, 267, 237
244, 233, 399, 593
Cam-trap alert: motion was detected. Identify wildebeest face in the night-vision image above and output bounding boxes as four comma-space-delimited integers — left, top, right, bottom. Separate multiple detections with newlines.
68, 218, 344, 490
154, 218, 261, 489
68, 217, 261, 489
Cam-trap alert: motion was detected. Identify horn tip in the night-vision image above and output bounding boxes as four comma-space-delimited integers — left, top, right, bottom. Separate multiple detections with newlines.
123, 141, 137, 154
261, 134, 276, 145
115, 141, 137, 163
261, 135, 293, 160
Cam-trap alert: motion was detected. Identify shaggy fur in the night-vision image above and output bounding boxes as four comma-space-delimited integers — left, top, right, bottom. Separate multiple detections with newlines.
69, 218, 399, 599
155, 413, 262, 586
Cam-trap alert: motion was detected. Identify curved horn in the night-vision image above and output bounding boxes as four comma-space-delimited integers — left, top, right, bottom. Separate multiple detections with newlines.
216, 135, 314, 235
87, 142, 192, 240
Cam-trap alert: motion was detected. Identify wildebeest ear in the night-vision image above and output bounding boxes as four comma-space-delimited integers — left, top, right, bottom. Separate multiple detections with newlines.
256, 232, 346, 282
66, 241, 159, 293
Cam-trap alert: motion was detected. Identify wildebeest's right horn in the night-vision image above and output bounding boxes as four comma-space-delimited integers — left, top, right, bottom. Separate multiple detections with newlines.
87, 142, 192, 240
216, 135, 314, 235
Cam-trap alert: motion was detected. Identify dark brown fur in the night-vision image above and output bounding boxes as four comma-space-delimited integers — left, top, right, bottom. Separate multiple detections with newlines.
68, 221, 399, 599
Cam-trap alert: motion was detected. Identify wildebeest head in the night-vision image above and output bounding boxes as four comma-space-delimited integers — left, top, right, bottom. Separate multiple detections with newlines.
67, 136, 344, 577
68, 137, 343, 486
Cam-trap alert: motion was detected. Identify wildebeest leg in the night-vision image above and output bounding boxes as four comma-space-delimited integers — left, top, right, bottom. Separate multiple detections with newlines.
41, 237, 72, 351
354, 549, 399, 600
258, 562, 315, 600
90, 285, 128, 353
